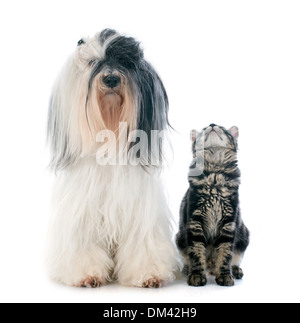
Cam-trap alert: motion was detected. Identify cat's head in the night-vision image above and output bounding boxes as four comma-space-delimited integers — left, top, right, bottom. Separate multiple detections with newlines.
191, 124, 239, 153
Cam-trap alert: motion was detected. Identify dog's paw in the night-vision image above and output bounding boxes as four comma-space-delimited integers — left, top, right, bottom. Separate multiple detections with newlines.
76, 276, 102, 288
215, 273, 234, 286
142, 277, 163, 288
187, 274, 207, 287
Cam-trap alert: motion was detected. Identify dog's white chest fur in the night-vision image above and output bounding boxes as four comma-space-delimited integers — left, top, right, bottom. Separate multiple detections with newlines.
47, 159, 178, 287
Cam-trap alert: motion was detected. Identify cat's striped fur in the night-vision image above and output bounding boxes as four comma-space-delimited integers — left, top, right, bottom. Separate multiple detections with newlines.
176, 124, 249, 286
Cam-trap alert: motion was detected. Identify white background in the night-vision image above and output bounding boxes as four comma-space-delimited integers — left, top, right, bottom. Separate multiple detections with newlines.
0, 0, 300, 303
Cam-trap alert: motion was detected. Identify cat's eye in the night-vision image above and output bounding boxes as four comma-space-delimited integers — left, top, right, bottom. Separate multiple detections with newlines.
77, 39, 85, 46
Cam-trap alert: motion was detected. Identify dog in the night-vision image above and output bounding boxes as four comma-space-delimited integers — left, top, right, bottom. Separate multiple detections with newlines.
46, 29, 179, 288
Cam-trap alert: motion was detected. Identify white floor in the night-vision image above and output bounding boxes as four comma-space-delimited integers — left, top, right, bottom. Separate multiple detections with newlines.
3, 272, 299, 304
1, 233, 299, 303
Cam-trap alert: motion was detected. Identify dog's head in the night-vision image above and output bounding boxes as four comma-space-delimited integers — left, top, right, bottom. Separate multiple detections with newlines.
48, 29, 169, 171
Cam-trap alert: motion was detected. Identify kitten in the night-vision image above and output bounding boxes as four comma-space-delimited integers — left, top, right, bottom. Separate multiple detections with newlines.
176, 124, 249, 286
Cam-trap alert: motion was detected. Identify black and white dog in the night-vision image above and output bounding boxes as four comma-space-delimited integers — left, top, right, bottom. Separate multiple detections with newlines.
46, 29, 179, 288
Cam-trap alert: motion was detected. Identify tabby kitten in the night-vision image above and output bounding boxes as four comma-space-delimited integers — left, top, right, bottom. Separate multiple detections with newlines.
176, 124, 249, 286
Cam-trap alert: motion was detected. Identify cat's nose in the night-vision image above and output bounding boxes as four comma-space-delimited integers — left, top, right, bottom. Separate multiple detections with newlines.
209, 123, 216, 128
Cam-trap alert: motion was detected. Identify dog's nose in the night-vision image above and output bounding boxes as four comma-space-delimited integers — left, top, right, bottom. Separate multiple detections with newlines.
209, 123, 216, 128
102, 75, 121, 88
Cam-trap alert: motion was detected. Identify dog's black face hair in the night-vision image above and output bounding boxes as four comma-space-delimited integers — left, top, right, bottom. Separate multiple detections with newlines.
86, 29, 170, 136
88, 29, 144, 78
100, 29, 144, 70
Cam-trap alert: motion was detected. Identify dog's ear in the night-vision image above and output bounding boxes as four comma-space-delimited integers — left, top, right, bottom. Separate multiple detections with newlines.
137, 61, 169, 132
47, 94, 64, 171
135, 61, 169, 165
47, 65, 79, 172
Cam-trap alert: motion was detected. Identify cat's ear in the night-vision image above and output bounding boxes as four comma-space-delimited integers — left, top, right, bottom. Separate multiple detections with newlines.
190, 129, 198, 142
228, 126, 239, 140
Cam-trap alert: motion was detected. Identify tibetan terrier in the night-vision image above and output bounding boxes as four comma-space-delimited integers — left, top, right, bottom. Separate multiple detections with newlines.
46, 29, 179, 288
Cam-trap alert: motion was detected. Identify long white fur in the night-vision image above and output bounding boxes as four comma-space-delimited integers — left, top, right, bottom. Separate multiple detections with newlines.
47, 158, 177, 286
46, 31, 179, 287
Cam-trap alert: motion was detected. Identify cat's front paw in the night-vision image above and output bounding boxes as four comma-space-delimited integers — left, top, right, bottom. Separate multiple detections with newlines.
215, 273, 234, 286
187, 274, 207, 286
232, 266, 244, 279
